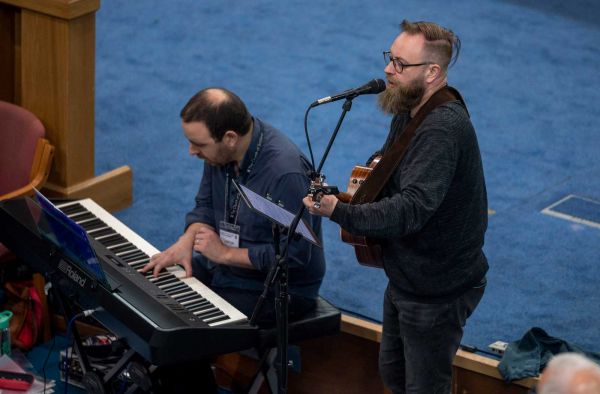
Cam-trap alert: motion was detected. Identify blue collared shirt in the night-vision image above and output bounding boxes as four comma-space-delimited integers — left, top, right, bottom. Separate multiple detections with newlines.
185, 118, 325, 299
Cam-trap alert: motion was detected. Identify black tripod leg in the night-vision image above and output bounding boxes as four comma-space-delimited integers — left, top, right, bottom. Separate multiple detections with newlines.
50, 285, 95, 381
275, 273, 289, 394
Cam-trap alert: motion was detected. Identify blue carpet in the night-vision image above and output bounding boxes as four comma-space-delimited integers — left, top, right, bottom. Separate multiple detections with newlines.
26, 336, 86, 393
91, 0, 600, 354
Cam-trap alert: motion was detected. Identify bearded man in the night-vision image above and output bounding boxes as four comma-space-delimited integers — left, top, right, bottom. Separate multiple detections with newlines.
304, 20, 488, 394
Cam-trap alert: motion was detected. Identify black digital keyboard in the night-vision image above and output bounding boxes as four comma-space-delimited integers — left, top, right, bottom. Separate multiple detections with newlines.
0, 197, 258, 366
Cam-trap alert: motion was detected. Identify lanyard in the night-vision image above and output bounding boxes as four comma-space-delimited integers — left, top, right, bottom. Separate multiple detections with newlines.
224, 127, 264, 224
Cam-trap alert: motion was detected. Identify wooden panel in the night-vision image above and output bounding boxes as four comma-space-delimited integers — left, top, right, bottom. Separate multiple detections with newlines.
341, 314, 382, 342
453, 367, 530, 394
19, 9, 95, 187
0, 0, 99, 20
287, 332, 389, 394
42, 165, 133, 212
0, 4, 15, 102
1, 0, 132, 211
215, 332, 389, 394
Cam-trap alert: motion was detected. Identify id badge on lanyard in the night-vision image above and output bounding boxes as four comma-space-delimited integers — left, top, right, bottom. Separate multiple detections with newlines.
219, 128, 262, 249
219, 220, 240, 248
221, 171, 241, 248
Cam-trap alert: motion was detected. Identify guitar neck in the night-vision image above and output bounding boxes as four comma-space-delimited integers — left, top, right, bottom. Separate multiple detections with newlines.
336, 191, 352, 204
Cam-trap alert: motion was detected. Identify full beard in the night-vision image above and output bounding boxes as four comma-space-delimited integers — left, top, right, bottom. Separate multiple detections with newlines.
378, 79, 425, 115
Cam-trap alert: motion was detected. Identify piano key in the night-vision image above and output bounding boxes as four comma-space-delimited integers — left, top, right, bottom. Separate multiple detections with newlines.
88, 227, 114, 238
108, 244, 137, 254
205, 315, 230, 324
118, 250, 147, 261
79, 218, 107, 231
68, 211, 96, 221
179, 294, 206, 304
150, 276, 179, 285
202, 310, 226, 320
153, 276, 179, 286
59, 203, 85, 215
171, 290, 196, 301
161, 283, 190, 294
97, 233, 129, 246
144, 271, 170, 280
199, 314, 227, 324
108, 244, 135, 253
184, 300, 211, 310
194, 307, 220, 318
131, 264, 147, 272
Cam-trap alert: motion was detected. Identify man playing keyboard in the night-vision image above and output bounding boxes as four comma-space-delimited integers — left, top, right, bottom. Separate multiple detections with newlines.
141, 87, 325, 392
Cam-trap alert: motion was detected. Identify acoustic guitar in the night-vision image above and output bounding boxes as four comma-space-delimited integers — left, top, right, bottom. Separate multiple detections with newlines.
309, 157, 384, 268
339, 156, 384, 268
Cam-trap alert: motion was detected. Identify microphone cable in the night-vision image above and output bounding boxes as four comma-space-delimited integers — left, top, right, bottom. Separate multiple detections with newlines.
41, 334, 57, 394
303, 104, 316, 172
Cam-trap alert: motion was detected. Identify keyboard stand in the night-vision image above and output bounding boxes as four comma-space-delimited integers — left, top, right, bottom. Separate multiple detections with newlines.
50, 278, 152, 393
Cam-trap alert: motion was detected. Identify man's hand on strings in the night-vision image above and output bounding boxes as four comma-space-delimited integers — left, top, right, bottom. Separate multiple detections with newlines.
303, 194, 338, 218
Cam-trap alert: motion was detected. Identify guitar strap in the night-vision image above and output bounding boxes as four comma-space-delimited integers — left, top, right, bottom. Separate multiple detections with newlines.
351, 85, 467, 204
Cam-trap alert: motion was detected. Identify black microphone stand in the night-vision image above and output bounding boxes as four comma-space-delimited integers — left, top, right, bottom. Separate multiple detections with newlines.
315, 97, 353, 175
249, 97, 355, 394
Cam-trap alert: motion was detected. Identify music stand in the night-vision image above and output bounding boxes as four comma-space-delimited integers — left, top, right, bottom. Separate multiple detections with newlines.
231, 181, 320, 394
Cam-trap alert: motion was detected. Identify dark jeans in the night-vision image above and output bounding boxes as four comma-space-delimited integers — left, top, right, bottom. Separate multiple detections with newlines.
379, 280, 485, 394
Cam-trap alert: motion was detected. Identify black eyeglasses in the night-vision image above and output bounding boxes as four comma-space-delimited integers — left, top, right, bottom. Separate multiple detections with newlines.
383, 51, 433, 73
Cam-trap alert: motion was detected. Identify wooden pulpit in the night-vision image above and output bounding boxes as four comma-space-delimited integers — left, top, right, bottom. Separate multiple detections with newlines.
0, 0, 132, 212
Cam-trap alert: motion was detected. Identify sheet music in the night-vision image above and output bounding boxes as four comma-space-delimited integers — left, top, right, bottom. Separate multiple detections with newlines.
234, 182, 320, 246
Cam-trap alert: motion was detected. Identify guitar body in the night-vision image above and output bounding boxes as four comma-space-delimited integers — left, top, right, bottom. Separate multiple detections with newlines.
340, 158, 384, 268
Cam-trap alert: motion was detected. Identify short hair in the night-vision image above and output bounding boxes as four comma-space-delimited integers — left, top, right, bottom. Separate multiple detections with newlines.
539, 353, 600, 394
400, 19, 461, 72
180, 87, 252, 141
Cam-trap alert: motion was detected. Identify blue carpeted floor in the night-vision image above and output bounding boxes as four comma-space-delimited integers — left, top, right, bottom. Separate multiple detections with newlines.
26, 336, 85, 393
88, 0, 600, 355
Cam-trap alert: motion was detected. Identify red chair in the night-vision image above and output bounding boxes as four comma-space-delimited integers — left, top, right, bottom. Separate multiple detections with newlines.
0, 101, 55, 202
0, 101, 55, 343
0, 100, 55, 261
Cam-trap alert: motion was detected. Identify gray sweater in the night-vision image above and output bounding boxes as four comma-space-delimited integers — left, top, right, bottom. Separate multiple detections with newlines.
331, 101, 488, 302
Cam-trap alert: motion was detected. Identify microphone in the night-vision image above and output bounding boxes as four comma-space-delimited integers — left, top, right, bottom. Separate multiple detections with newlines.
310, 78, 386, 107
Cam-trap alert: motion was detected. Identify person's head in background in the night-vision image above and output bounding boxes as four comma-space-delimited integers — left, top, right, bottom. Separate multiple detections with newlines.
538, 353, 600, 394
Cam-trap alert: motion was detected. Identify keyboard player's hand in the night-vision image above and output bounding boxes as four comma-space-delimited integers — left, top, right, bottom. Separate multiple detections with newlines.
141, 223, 212, 278
142, 223, 216, 277
142, 238, 194, 278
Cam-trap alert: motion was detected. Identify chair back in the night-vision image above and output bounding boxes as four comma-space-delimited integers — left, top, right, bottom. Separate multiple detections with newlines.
0, 101, 46, 196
